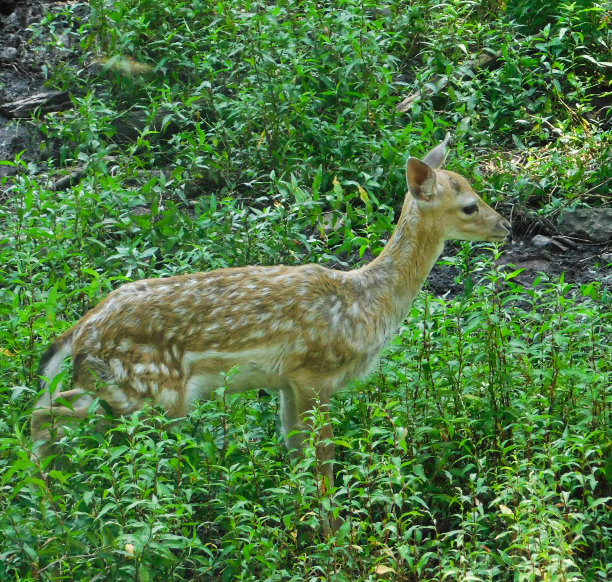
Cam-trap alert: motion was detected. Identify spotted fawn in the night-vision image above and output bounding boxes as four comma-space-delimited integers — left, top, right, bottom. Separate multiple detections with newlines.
32, 135, 511, 496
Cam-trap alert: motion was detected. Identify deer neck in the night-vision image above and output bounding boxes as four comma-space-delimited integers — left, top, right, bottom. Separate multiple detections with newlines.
359, 194, 444, 316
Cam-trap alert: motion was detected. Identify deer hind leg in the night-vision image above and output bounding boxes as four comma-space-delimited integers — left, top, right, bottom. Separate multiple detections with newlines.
31, 387, 97, 457
32, 353, 140, 455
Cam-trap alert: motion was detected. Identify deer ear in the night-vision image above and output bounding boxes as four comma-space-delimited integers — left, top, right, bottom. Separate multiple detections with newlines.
422, 132, 451, 169
406, 157, 437, 200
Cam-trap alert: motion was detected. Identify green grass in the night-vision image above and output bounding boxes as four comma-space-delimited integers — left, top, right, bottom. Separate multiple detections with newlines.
1, 0, 611, 580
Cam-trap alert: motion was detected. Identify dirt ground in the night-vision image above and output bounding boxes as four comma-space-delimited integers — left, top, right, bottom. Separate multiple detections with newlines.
1, 0, 610, 295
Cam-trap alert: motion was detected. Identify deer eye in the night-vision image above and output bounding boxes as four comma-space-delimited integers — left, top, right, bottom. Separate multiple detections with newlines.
463, 203, 478, 215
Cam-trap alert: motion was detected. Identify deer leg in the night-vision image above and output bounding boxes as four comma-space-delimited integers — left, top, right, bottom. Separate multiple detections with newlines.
31, 383, 133, 454
31, 388, 96, 457
280, 381, 335, 492
280, 380, 343, 533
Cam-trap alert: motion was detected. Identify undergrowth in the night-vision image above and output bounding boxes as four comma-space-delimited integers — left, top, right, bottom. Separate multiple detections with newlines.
1, 269, 610, 581
1, 0, 611, 580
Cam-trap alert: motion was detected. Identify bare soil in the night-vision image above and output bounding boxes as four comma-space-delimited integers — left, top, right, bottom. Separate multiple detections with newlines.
1, 0, 610, 294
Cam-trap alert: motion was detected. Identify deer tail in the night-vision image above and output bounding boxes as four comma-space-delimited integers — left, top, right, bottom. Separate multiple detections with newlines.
37, 329, 75, 402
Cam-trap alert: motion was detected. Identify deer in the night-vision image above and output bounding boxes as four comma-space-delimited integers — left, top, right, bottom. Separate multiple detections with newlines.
32, 134, 510, 502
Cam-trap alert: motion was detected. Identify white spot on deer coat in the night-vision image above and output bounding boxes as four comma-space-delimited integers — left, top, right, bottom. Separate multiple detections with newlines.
110, 358, 127, 381
117, 339, 133, 352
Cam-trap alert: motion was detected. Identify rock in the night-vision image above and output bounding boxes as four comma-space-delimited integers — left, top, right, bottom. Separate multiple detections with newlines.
602, 252, 612, 265
531, 234, 553, 248
110, 105, 180, 144
1, 9, 23, 38
0, 47, 17, 62
529, 235, 568, 252
471, 49, 502, 70
0, 91, 71, 118
52, 166, 86, 190
557, 208, 612, 243
0, 123, 33, 180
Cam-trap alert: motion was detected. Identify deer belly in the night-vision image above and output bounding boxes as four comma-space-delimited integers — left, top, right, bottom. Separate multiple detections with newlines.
182, 349, 289, 404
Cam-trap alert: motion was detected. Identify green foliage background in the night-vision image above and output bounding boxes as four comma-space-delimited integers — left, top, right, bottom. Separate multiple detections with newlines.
0, 0, 610, 580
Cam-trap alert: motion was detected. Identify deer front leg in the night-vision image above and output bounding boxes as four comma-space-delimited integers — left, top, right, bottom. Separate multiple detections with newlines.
279, 381, 335, 493
280, 380, 343, 533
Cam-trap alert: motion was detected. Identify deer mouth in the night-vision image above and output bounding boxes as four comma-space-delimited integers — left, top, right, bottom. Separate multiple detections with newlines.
493, 221, 512, 241
487, 230, 511, 242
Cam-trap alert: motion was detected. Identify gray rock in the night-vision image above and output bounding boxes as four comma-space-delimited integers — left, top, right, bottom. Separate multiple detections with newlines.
532, 234, 553, 248
0, 47, 18, 62
558, 208, 612, 243
0, 91, 71, 118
